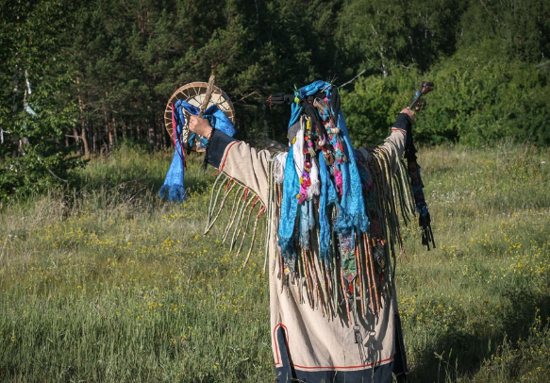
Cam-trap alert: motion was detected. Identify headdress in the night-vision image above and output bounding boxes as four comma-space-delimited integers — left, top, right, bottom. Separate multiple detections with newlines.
273, 81, 368, 265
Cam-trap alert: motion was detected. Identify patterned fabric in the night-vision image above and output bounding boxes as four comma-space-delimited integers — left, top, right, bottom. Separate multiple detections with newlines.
277, 81, 368, 269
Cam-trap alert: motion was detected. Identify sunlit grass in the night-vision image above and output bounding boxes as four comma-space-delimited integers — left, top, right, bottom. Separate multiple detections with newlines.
397, 142, 550, 382
1, 142, 549, 382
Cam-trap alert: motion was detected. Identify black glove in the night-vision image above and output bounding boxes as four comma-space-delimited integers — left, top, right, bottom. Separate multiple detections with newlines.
393, 112, 413, 136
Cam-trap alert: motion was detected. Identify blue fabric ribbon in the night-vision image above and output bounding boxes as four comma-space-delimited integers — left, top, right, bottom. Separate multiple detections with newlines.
318, 153, 338, 261
278, 80, 369, 261
333, 110, 369, 234
299, 200, 315, 250
159, 100, 236, 203
287, 80, 329, 127
277, 144, 300, 258
159, 138, 187, 203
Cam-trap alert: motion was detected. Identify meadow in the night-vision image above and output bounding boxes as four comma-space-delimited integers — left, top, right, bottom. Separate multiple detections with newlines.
1, 142, 549, 383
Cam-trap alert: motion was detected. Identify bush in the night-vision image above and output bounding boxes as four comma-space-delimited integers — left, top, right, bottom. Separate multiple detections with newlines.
339, 42, 550, 147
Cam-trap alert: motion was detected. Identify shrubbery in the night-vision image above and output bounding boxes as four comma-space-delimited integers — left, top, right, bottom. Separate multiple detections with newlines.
341, 42, 550, 147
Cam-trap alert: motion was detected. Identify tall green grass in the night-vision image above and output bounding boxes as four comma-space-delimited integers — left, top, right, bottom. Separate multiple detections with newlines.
1, 143, 549, 382
398, 142, 550, 382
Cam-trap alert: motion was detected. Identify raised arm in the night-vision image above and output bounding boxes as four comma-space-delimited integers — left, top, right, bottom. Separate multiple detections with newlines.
188, 115, 272, 205
356, 107, 415, 169
383, 107, 415, 158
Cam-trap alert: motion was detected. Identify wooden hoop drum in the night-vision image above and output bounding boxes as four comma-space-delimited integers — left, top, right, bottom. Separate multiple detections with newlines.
164, 82, 235, 149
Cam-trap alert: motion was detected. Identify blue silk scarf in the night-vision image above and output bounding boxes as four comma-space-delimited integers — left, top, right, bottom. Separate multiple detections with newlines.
159, 100, 236, 202
277, 81, 368, 263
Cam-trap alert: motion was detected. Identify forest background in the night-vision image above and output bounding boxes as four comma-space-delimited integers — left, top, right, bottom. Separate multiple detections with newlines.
1, 1, 550, 383
1, 0, 550, 197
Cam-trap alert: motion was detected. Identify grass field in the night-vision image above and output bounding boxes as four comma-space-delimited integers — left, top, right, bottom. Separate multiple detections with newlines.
1, 142, 549, 382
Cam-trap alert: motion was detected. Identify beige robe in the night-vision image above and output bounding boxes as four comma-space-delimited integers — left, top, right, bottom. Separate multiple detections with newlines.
211, 128, 408, 382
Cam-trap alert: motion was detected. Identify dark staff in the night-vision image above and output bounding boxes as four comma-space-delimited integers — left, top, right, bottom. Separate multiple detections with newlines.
405, 81, 436, 250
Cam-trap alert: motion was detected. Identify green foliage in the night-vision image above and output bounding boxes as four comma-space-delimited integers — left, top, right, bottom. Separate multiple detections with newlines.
3, 0, 550, 200
339, 41, 550, 147
340, 67, 420, 146
336, 0, 465, 76
419, 43, 550, 145
459, 0, 550, 63
0, 0, 81, 200
63, 0, 346, 144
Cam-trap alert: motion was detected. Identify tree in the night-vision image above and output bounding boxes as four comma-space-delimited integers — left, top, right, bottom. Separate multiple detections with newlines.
418, 43, 550, 145
336, 0, 465, 76
459, 0, 550, 63
0, 0, 80, 200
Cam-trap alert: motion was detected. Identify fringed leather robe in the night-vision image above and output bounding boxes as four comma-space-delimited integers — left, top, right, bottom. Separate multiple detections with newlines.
203, 116, 411, 383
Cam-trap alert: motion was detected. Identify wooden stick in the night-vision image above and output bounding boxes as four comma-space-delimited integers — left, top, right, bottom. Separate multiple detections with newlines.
198, 72, 216, 118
